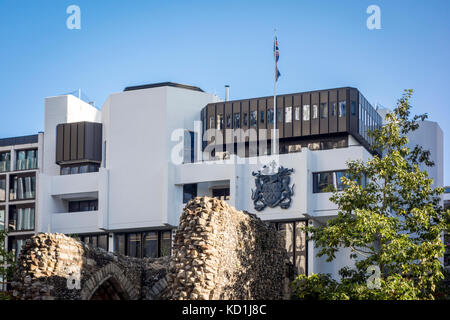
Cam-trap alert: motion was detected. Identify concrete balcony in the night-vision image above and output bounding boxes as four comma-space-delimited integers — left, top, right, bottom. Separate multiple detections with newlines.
52, 210, 102, 234
50, 172, 100, 199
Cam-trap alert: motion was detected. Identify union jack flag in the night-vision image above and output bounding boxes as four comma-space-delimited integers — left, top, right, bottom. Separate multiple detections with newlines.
274, 36, 281, 81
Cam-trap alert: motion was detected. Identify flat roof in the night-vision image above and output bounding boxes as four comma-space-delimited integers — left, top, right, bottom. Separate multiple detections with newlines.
124, 82, 204, 93
0, 134, 39, 147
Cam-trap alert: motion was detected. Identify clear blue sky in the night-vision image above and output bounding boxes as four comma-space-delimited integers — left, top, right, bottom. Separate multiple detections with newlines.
0, 0, 449, 184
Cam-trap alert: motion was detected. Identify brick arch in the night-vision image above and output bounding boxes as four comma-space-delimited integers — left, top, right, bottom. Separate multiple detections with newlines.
81, 263, 140, 300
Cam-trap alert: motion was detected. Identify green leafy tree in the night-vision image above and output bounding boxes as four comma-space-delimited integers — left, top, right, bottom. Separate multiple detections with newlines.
0, 230, 15, 300
292, 90, 450, 300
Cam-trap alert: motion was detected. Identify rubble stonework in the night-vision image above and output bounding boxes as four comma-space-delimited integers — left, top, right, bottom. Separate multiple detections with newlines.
11, 197, 293, 300
11, 233, 169, 300
165, 197, 292, 300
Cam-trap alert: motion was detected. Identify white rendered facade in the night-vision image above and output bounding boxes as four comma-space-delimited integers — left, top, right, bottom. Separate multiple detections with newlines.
30, 83, 445, 279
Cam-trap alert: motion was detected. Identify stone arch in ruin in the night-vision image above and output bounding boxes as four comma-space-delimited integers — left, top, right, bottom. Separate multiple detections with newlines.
80, 263, 139, 300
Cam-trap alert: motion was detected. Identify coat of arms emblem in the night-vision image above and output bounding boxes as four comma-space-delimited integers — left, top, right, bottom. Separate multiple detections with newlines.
251, 162, 295, 211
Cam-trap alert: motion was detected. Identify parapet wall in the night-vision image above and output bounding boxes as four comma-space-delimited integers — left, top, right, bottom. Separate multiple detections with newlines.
165, 197, 292, 300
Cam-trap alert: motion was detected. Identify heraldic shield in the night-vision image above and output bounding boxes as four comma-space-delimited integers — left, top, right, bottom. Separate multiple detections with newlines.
251, 165, 295, 211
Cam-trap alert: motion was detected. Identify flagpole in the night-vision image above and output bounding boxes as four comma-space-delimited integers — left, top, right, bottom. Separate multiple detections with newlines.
273, 28, 277, 156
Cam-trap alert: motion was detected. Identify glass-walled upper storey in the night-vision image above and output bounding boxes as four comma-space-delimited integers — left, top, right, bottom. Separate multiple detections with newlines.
201, 87, 383, 157
0, 148, 38, 173
358, 93, 382, 146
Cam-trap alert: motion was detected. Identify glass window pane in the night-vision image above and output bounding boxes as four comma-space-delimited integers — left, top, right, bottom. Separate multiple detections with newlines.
69, 201, 80, 212
0, 207, 5, 231
339, 101, 346, 117
143, 232, 158, 258
233, 113, 240, 128
312, 105, 318, 119
71, 166, 79, 175
267, 109, 274, 124
320, 103, 328, 119
279, 223, 294, 264
127, 233, 142, 258
250, 111, 257, 126
79, 201, 89, 212
0, 177, 5, 202
303, 105, 310, 121
295, 107, 300, 121
285, 107, 292, 123
160, 231, 172, 257
183, 184, 197, 203
0, 152, 10, 172
295, 221, 307, 274
79, 164, 89, 174
114, 234, 125, 255
98, 235, 108, 251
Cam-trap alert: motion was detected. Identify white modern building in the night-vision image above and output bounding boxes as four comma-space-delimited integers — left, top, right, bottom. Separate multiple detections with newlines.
2, 82, 445, 280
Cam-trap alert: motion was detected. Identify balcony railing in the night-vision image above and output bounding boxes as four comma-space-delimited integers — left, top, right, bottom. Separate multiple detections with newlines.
16, 158, 37, 171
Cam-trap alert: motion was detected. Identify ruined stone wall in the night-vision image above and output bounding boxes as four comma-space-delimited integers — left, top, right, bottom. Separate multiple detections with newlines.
11, 233, 169, 300
165, 197, 291, 300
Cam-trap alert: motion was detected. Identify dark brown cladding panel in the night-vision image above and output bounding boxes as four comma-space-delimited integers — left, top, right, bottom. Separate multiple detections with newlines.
55, 122, 102, 165
200, 87, 379, 154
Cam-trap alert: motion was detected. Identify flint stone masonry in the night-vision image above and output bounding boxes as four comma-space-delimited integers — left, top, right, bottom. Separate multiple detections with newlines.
11, 197, 294, 300
165, 197, 293, 300
11, 233, 169, 300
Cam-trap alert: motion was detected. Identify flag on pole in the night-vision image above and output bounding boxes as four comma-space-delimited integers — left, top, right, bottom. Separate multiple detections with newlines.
274, 36, 281, 81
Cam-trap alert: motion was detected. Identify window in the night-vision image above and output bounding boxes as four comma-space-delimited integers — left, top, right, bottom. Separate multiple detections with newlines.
226, 115, 231, 128
114, 234, 126, 255
9, 205, 35, 231
313, 170, 349, 193
260, 111, 265, 124
60, 163, 100, 175
243, 113, 248, 126
143, 232, 158, 258
267, 109, 274, 124
339, 101, 346, 117
183, 183, 197, 203
0, 176, 5, 202
9, 174, 35, 200
250, 110, 257, 126
78, 234, 108, 251
303, 105, 310, 121
160, 231, 172, 257
209, 116, 215, 129
0, 207, 5, 231
217, 114, 223, 130
233, 113, 240, 128
16, 149, 37, 171
312, 104, 318, 119
0, 152, 10, 172
277, 108, 282, 123
8, 235, 31, 261
68, 200, 98, 212
212, 188, 230, 201
330, 102, 337, 116
115, 231, 172, 258
127, 233, 142, 258
351, 101, 356, 116
294, 107, 300, 121
269, 221, 307, 275
285, 107, 292, 123
320, 103, 328, 119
